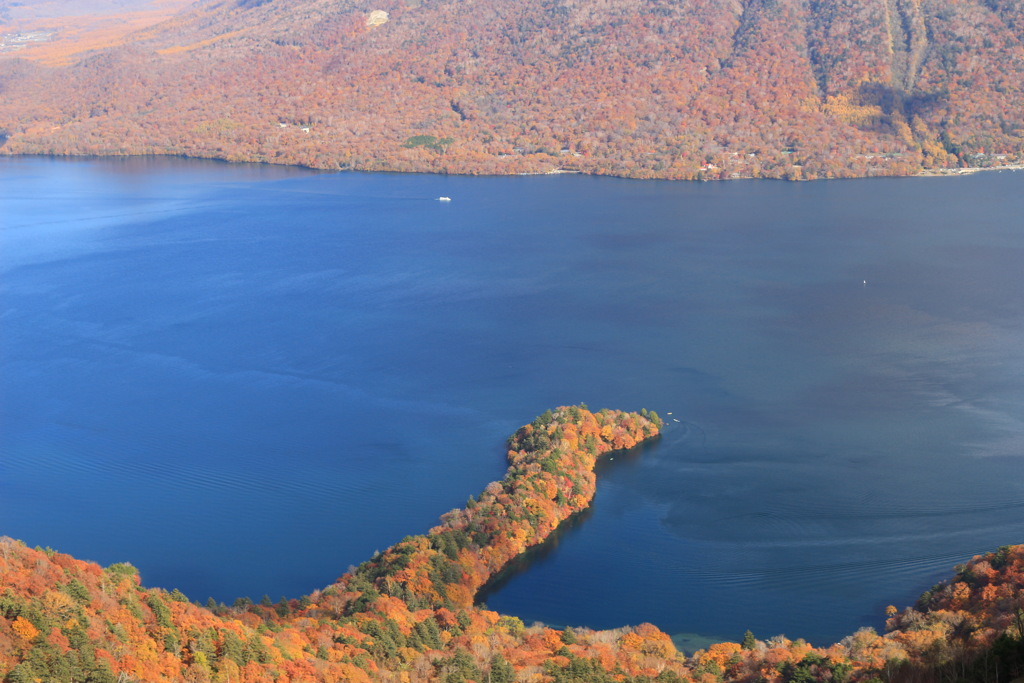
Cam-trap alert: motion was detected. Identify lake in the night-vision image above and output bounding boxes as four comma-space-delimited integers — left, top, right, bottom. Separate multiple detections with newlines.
2, 156, 1023, 647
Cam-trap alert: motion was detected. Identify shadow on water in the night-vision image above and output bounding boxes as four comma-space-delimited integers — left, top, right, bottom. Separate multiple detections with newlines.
476, 435, 662, 607
475, 505, 596, 607
593, 432, 662, 478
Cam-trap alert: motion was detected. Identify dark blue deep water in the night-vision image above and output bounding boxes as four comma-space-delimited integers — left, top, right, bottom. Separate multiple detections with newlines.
3, 157, 1024, 647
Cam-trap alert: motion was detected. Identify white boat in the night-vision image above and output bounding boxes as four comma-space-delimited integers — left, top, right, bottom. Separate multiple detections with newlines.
437, 196, 452, 202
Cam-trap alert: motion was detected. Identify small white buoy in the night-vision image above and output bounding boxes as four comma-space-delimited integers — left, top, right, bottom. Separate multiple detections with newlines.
863, 280, 867, 286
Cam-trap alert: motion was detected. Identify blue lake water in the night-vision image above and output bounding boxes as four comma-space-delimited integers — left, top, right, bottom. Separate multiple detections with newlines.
2, 156, 1023, 647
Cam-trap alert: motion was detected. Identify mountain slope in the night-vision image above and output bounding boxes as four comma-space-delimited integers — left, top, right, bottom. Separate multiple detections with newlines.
0, 0, 195, 64
0, 0, 1023, 178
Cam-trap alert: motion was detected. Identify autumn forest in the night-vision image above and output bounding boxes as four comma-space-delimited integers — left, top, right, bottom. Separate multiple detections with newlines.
1, 0, 1024, 179
2, 407, 1024, 683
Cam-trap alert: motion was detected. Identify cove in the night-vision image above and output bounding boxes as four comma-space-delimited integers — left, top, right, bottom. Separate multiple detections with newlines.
2, 157, 1024, 647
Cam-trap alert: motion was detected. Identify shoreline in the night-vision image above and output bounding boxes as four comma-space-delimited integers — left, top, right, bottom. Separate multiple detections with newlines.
3, 406, 1023, 682
916, 162, 1024, 176
5, 149, 1024, 182
339, 405, 664, 614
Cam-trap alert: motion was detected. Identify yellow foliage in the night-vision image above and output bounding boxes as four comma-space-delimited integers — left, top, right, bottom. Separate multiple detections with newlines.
894, 120, 915, 146
620, 632, 644, 650
214, 659, 240, 683
42, 591, 78, 620
542, 628, 564, 650
11, 616, 39, 641
821, 94, 883, 126
273, 628, 307, 660
701, 641, 742, 666
950, 582, 972, 609
375, 595, 413, 626
444, 582, 474, 609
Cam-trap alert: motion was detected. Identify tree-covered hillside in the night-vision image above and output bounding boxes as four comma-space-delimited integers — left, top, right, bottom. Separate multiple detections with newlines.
2, 407, 1024, 682
1, 0, 1023, 178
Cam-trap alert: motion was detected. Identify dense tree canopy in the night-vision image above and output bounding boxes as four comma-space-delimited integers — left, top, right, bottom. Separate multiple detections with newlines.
2, 407, 1024, 682
1, 0, 1023, 179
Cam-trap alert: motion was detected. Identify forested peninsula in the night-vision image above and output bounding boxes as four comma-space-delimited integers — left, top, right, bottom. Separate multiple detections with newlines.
2, 0, 1024, 179
2, 406, 1024, 683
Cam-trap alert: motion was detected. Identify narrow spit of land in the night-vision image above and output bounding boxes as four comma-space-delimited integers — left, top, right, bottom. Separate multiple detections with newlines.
2, 406, 1024, 683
